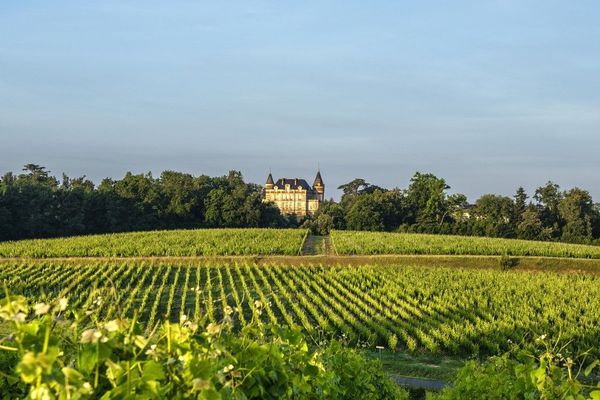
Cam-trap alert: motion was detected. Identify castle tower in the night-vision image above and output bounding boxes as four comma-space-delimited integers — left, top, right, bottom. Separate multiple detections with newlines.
313, 170, 324, 201
265, 172, 274, 190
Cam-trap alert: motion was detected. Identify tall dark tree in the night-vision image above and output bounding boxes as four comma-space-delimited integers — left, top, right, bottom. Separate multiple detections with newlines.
314, 200, 346, 230
159, 171, 200, 224
517, 204, 551, 241
558, 188, 594, 243
514, 187, 528, 222
592, 203, 600, 240
534, 181, 563, 238
345, 194, 385, 231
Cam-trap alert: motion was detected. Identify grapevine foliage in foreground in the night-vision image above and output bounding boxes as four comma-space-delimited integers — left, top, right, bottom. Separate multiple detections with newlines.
0, 228, 308, 258
0, 294, 407, 399
332, 230, 600, 258
2, 261, 600, 358
429, 338, 600, 399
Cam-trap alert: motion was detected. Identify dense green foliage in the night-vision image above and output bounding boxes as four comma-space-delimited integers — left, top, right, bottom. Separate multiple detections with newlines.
331, 230, 600, 258
4, 165, 600, 247
429, 340, 600, 399
0, 165, 290, 241
0, 293, 406, 399
310, 174, 600, 245
0, 228, 308, 257
2, 261, 599, 358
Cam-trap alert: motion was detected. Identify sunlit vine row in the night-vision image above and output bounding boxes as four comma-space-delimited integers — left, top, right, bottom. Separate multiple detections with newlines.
2, 260, 600, 357
332, 230, 600, 258
0, 228, 308, 257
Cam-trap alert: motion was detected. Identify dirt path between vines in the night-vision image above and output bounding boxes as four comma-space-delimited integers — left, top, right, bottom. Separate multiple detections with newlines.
300, 234, 324, 255
300, 234, 334, 256
394, 376, 448, 391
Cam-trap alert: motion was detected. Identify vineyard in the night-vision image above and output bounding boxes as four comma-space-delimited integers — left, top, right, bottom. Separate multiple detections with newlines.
2, 260, 599, 357
0, 228, 308, 258
332, 230, 600, 258
5, 228, 600, 260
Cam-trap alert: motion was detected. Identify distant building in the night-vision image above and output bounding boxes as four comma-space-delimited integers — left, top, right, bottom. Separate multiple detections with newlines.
263, 171, 324, 216
454, 204, 476, 221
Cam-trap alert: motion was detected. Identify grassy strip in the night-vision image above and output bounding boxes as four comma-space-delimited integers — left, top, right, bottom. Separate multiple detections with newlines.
366, 350, 464, 381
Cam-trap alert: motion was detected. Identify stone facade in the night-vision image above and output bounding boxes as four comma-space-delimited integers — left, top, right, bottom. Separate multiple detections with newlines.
263, 171, 324, 216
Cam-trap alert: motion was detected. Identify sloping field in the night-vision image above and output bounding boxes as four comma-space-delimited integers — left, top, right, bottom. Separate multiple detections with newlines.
0, 228, 308, 258
332, 230, 600, 258
2, 260, 599, 357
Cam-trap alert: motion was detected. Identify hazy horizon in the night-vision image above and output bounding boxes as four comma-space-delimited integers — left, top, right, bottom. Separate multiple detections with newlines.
2, 1, 599, 201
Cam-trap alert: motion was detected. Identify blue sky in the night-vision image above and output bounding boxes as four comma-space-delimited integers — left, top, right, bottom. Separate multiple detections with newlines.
1, 1, 599, 201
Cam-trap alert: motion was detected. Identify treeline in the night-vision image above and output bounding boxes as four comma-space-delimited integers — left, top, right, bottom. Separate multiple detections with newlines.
307, 173, 600, 244
2, 165, 600, 245
0, 164, 288, 241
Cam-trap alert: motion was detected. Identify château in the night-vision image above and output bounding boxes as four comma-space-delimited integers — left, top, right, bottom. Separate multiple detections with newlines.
263, 171, 324, 216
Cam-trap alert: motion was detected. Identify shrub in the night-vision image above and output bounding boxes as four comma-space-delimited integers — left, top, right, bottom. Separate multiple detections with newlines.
429, 338, 600, 399
388, 333, 398, 352
499, 254, 520, 270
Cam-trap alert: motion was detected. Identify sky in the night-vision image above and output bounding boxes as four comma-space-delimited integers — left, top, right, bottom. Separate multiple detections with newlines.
1, 1, 600, 201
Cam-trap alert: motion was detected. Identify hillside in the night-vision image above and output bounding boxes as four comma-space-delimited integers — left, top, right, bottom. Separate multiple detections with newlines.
1, 228, 599, 397
332, 230, 600, 258
0, 228, 308, 258
4, 228, 600, 260
2, 259, 599, 358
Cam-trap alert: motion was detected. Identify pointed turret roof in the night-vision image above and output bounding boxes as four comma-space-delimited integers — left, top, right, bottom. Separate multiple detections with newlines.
313, 170, 323, 187
266, 173, 274, 185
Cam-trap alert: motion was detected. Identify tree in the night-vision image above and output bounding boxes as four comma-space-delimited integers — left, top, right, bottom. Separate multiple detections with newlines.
558, 188, 593, 243
592, 203, 600, 240
534, 181, 563, 238
313, 214, 334, 235
159, 171, 199, 223
314, 200, 346, 230
441, 193, 468, 226
0, 188, 13, 240
406, 172, 450, 228
111, 172, 163, 229
534, 181, 562, 211
338, 179, 372, 202
513, 187, 528, 222
376, 189, 406, 230
517, 205, 551, 241
345, 195, 385, 231
473, 194, 515, 237
21, 164, 58, 187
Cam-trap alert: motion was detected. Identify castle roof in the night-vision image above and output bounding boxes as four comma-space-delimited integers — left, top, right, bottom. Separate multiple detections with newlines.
313, 170, 323, 186
274, 178, 312, 191
266, 173, 274, 185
